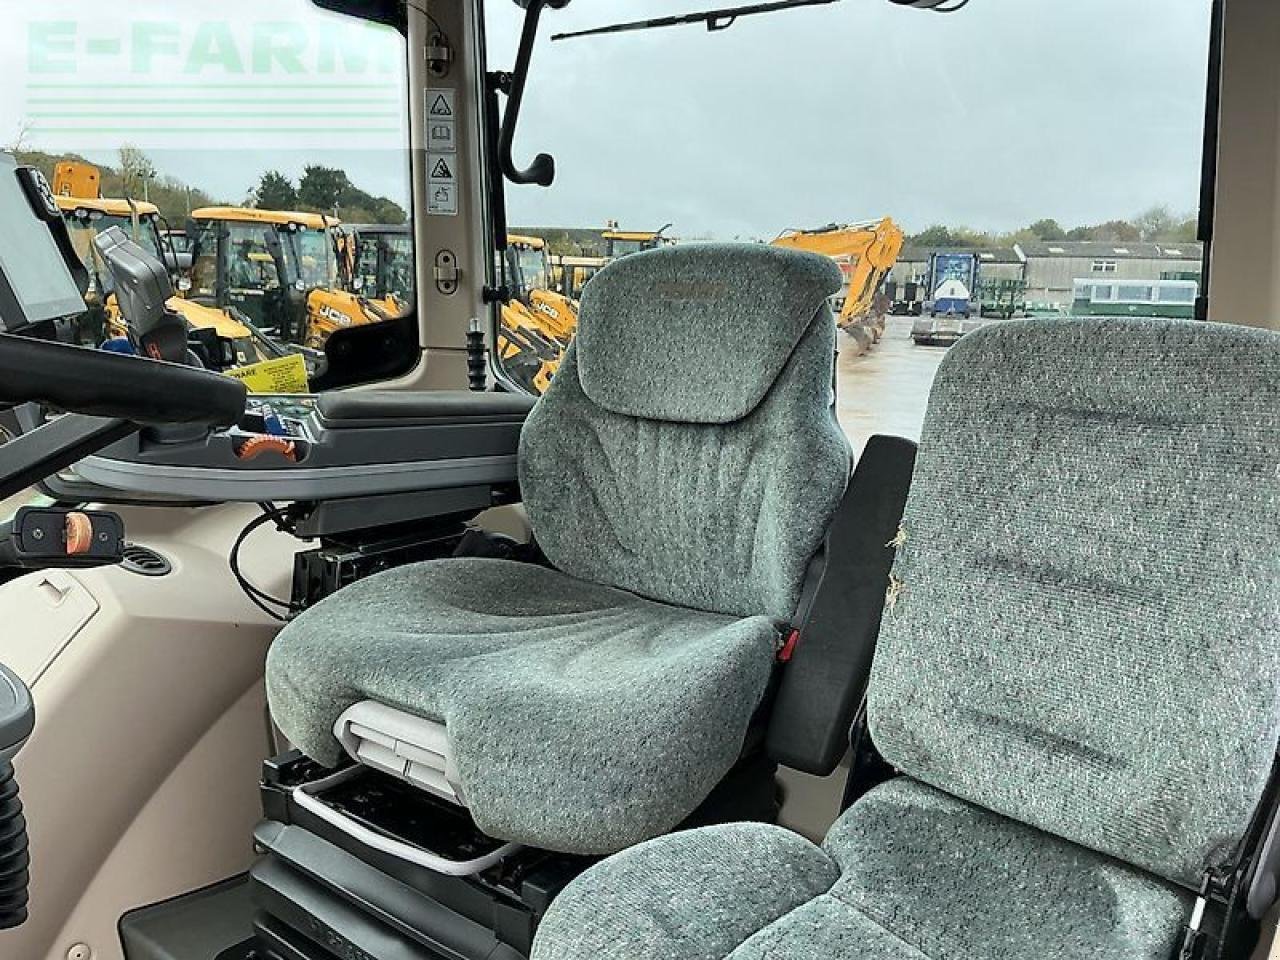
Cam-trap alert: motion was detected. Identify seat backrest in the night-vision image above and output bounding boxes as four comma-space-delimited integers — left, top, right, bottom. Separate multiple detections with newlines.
868, 317, 1280, 889
520, 244, 852, 621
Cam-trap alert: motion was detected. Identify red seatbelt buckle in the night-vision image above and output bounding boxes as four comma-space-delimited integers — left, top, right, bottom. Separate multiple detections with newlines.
778, 629, 800, 663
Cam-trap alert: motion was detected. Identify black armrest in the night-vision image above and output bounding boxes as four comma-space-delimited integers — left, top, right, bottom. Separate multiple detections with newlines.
766, 434, 918, 776
317, 391, 536, 429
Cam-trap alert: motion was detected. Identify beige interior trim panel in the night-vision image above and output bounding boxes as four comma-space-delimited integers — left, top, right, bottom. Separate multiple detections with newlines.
6, 504, 297, 960
1210, 0, 1280, 330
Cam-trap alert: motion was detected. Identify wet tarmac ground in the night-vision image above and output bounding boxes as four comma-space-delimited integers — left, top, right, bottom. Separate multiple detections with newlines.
836, 315, 951, 454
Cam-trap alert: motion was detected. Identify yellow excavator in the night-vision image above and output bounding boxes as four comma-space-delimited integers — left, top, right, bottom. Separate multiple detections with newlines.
188, 207, 401, 350
498, 234, 581, 395
50, 162, 267, 370
771, 217, 905, 353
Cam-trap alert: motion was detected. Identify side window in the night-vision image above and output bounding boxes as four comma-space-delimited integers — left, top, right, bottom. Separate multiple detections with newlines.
21, 3, 414, 391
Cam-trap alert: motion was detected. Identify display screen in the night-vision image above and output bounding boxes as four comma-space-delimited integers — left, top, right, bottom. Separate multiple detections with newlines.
0, 155, 86, 332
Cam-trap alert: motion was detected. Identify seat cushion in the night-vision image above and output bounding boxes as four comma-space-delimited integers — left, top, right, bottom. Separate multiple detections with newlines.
532, 778, 1192, 960
266, 557, 781, 854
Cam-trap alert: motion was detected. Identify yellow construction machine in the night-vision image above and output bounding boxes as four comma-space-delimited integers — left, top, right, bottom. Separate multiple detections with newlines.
550, 253, 607, 299
771, 217, 905, 352
602, 222, 675, 259
497, 234, 582, 395
51, 162, 268, 370
188, 207, 401, 351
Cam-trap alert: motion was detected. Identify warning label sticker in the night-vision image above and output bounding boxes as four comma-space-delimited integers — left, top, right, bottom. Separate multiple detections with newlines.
426, 88, 457, 154
428, 120, 456, 153
429, 182, 458, 216
426, 89, 459, 217
224, 354, 310, 395
427, 90, 455, 119
429, 156, 455, 182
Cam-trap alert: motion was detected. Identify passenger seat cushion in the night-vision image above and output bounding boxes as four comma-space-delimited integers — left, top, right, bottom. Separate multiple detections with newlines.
533, 822, 841, 960
532, 778, 1191, 960
869, 317, 1280, 887
266, 558, 781, 854
810, 778, 1191, 960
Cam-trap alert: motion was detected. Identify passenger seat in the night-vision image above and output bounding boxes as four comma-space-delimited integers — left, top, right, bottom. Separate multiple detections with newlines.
532, 316, 1280, 959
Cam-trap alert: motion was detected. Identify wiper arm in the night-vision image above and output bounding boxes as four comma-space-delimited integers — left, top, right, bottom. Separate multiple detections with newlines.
551, 0, 841, 41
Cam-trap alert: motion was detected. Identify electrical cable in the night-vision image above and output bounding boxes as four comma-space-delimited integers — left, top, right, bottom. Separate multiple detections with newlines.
401, 0, 447, 41
229, 504, 303, 623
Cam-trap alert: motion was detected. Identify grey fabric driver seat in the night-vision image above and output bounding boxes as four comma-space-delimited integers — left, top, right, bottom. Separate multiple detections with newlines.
532, 317, 1280, 958
266, 244, 851, 855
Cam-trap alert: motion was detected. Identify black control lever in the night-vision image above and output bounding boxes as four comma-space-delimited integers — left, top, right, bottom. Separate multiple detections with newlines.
0, 663, 32, 930
0, 506, 125, 571
498, 0, 568, 187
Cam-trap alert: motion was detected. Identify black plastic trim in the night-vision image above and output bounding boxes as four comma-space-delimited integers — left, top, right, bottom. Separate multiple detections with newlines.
253, 823, 525, 960
309, 0, 408, 34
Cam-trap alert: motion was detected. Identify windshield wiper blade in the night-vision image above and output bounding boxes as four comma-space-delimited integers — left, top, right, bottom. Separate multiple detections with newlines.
551, 0, 841, 41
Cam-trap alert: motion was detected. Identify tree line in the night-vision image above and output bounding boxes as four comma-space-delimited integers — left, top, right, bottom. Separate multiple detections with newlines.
908, 207, 1199, 249
11, 146, 406, 227
253, 167, 406, 225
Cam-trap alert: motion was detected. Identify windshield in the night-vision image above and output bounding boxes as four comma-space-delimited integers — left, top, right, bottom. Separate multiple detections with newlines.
226, 223, 287, 292
64, 211, 163, 273
357, 233, 414, 301
607, 238, 646, 258
295, 228, 336, 290
488, 0, 1215, 411
513, 246, 549, 297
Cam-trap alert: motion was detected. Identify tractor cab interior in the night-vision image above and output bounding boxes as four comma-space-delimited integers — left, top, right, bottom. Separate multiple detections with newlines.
1, 1, 1278, 960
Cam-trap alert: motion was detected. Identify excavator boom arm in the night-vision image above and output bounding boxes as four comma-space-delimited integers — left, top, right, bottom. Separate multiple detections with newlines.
771, 218, 905, 325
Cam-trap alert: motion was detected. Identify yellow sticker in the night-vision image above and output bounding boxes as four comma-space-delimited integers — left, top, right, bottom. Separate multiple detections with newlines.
224, 354, 311, 395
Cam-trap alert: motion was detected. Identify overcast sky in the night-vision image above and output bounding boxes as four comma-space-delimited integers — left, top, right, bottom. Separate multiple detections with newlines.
0, 1, 1212, 238
494, 0, 1213, 238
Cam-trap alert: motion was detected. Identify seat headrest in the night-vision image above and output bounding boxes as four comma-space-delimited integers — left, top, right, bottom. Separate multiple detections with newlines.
573, 244, 843, 424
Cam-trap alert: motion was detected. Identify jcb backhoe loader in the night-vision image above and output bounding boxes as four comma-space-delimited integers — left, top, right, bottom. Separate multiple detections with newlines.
189, 208, 401, 350
498, 235, 581, 395
601, 222, 676, 259
771, 217, 905, 353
